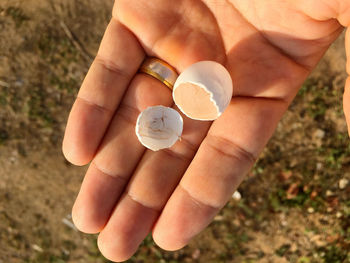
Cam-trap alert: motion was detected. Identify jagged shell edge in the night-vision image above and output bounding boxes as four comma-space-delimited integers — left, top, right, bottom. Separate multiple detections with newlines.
135, 106, 184, 151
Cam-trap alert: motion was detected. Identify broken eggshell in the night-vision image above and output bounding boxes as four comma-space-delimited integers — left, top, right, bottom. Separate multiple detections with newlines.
135, 106, 183, 151
173, 61, 233, 121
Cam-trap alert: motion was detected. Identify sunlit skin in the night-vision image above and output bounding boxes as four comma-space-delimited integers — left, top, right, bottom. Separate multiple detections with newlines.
62, 0, 350, 261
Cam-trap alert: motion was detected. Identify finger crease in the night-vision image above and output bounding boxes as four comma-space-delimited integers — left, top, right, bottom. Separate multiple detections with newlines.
126, 192, 162, 213
92, 161, 129, 182
77, 96, 114, 115
205, 134, 257, 164
116, 103, 141, 127
95, 55, 132, 80
161, 148, 193, 163
179, 184, 220, 210
161, 136, 198, 163
179, 136, 198, 154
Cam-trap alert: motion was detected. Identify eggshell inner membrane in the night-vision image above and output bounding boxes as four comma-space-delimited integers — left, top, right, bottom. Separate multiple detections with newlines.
173, 82, 219, 120
135, 106, 183, 151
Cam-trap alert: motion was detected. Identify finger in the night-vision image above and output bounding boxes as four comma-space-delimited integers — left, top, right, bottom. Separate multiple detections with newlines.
72, 163, 127, 233
126, 109, 210, 210
72, 73, 173, 234
62, 18, 144, 166
114, 0, 226, 69
344, 28, 350, 136
98, 193, 159, 262
152, 97, 288, 250
96, 112, 211, 261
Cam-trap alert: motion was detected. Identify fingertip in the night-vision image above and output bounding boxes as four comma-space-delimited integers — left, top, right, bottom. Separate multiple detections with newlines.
97, 230, 137, 262
63, 97, 114, 166
152, 186, 219, 252
62, 104, 92, 166
152, 209, 190, 252
71, 200, 103, 234
96, 194, 160, 261
152, 227, 188, 251
71, 163, 127, 234
62, 138, 92, 166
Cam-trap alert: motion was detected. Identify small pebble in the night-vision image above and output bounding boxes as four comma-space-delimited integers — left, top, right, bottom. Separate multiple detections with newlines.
232, 219, 240, 226
232, 191, 242, 200
336, 212, 342, 218
307, 207, 315, 214
290, 243, 298, 253
339, 178, 348, 190
281, 220, 288, 227
326, 190, 334, 197
192, 249, 201, 259
244, 220, 252, 226
214, 215, 224, 221
314, 129, 325, 139
316, 162, 323, 170
32, 244, 43, 253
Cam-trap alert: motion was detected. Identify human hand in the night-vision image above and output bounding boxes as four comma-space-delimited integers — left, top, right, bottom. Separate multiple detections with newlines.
62, 0, 350, 261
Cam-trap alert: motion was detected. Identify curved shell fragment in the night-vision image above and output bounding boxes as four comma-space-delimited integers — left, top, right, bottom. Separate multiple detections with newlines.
135, 106, 183, 151
173, 61, 233, 121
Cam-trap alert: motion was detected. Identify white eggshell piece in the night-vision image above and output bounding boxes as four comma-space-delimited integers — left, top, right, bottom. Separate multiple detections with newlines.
173, 61, 233, 121
135, 106, 183, 151
232, 191, 242, 201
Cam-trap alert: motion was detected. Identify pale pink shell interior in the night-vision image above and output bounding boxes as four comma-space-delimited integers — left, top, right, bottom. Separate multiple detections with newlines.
173, 82, 219, 120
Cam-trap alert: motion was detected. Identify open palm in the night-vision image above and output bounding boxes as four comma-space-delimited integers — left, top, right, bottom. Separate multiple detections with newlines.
63, 0, 350, 261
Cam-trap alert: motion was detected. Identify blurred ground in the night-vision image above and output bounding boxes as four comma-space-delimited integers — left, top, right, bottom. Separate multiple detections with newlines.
0, 0, 349, 262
